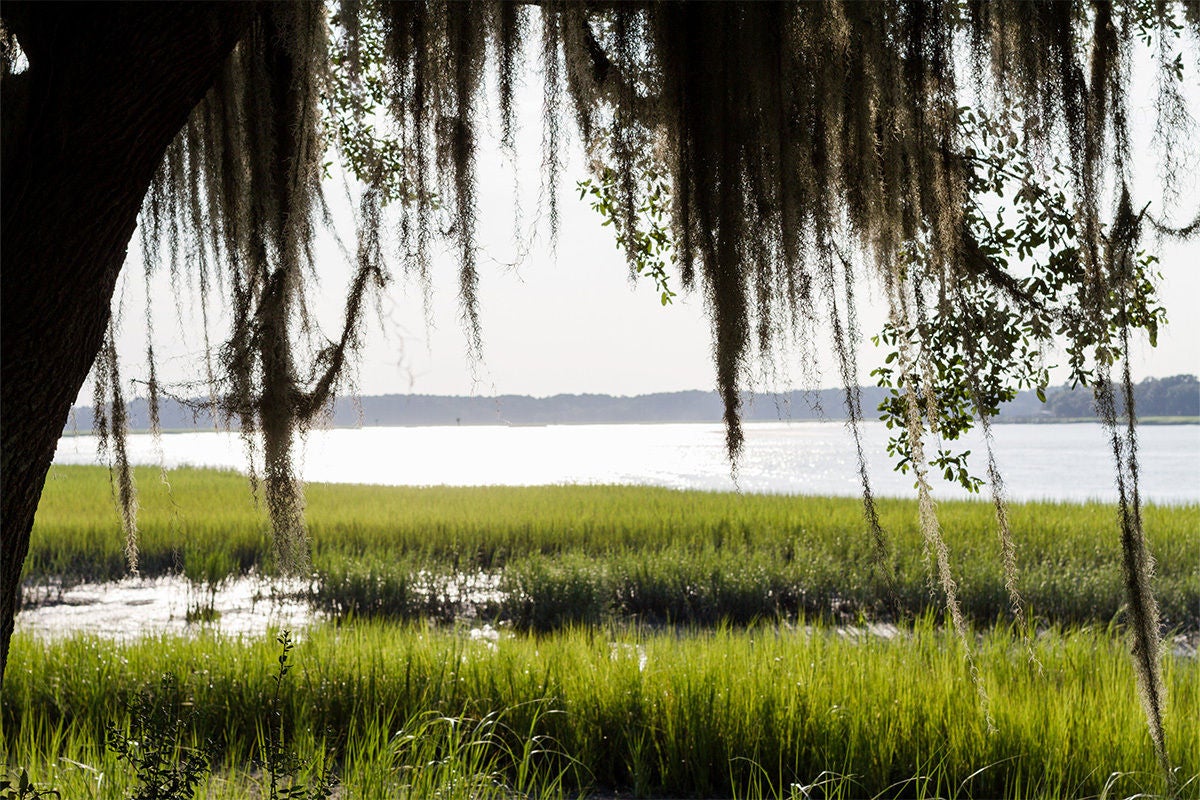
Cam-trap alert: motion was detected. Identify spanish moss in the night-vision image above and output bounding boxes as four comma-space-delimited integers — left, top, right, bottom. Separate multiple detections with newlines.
953, 283, 1037, 659
94, 325, 138, 575
890, 281, 994, 734
826, 247, 895, 596
1091, 190, 1169, 779
85, 1, 1198, 763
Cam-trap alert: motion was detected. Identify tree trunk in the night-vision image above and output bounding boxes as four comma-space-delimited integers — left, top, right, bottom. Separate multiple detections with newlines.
0, 2, 251, 692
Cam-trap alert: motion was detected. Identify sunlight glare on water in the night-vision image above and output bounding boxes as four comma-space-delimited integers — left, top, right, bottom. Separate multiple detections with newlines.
54, 421, 1200, 504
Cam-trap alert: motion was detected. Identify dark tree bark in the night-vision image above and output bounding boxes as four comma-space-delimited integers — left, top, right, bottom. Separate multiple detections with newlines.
0, 2, 252, 691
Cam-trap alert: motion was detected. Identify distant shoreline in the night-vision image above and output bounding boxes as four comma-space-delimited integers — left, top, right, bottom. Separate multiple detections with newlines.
58, 415, 1200, 437
63, 375, 1200, 434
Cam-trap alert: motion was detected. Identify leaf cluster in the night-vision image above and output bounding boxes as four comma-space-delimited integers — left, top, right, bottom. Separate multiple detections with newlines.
325, 0, 418, 205
577, 163, 676, 306
105, 675, 215, 800
0, 772, 58, 800
871, 109, 1168, 492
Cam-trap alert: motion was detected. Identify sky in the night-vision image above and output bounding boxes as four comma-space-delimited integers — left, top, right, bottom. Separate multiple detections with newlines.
107, 51, 1199, 403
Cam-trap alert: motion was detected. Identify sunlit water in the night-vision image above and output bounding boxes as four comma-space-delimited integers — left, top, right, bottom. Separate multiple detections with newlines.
19, 576, 313, 639
53, 420, 1200, 504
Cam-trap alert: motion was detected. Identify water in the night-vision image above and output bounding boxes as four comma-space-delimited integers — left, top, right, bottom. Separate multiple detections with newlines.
53, 420, 1200, 504
19, 576, 313, 640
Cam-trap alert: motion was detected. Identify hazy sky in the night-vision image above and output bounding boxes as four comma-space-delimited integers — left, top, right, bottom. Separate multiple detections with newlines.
110, 53, 1198, 403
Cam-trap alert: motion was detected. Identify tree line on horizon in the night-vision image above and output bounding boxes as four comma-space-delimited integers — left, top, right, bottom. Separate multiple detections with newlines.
63, 374, 1199, 433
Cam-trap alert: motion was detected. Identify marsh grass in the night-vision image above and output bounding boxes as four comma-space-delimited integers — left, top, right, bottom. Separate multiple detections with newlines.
27, 467, 1200, 630
3, 622, 1196, 799
18, 468, 1197, 796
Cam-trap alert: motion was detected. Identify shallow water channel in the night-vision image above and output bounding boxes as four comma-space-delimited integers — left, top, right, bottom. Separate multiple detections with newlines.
17, 576, 1198, 659
17, 570, 510, 639
18, 575, 1200, 662
17, 576, 316, 639
16, 574, 892, 642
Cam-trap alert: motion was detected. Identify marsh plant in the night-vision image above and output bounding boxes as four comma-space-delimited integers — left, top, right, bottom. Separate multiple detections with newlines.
182, 549, 238, 626
105, 674, 215, 800
28, 470, 1200, 632
255, 631, 336, 800
96, 632, 334, 799
0, 771, 58, 800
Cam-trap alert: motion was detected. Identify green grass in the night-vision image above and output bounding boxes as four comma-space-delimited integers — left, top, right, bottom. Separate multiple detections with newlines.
3, 622, 1196, 799
27, 466, 1200, 629
13, 467, 1200, 797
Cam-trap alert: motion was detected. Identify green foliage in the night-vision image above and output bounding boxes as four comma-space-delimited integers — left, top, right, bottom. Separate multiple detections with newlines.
0, 771, 58, 800
871, 109, 1168, 492
386, 703, 574, 799
105, 674, 214, 800
325, 0, 418, 205
577, 164, 676, 306
12, 632, 338, 800
27, 469, 1192, 796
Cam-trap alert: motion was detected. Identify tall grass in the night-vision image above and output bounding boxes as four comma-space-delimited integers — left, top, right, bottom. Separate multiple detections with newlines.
28, 467, 1199, 629
4, 623, 1197, 798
